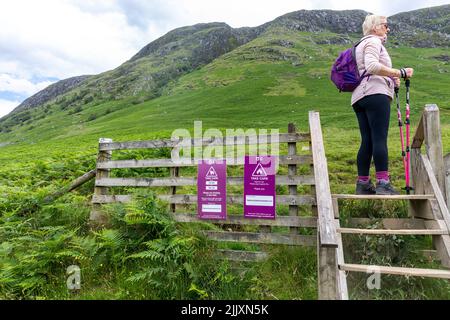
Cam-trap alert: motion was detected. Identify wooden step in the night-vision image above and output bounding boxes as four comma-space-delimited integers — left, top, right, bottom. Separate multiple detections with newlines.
203, 231, 316, 246
339, 263, 450, 279
332, 194, 435, 200
217, 249, 268, 262
338, 227, 447, 236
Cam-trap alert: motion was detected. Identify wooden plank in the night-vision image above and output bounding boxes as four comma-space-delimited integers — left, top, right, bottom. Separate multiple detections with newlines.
433, 235, 450, 268
158, 194, 316, 206
318, 241, 338, 299
44, 169, 96, 203
337, 228, 447, 235
332, 198, 339, 219
309, 111, 337, 248
204, 231, 316, 246
411, 113, 424, 149
340, 263, 450, 279
173, 213, 317, 227
410, 148, 426, 195
427, 199, 450, 268
92, 195, 132, 204
335, 219, 349, 300
346, 218, 426, 230
332, 194, 434, 200
96, 155, 313, 169
90, 138, 113, 225
408, 151, 450, 268
445, 153, 450, 209
217, 249, 268, 262
96, 175, 315, 187
409, 200, 435, 220
423, 104, 446, 199
421, 154, 450, 232
288, 123, 299, 235
424, 219, 447, 231
310, 139, 318, 218
98, 133, 311, 151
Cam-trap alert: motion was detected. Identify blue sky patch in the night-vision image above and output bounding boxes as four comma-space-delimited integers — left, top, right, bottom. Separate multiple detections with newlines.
0, 91, 26, 103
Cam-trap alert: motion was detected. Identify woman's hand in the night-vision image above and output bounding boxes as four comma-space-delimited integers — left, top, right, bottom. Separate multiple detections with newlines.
399, 67, 414, 79
393, 77, 401, 88
405, 68, 414, 78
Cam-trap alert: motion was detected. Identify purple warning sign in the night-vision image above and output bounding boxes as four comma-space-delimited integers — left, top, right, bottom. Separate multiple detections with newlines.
197, 159, 227, 220
244, 155, 276, 219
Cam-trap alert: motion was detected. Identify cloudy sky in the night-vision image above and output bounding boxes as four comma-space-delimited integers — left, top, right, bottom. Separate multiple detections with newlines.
0, 0, 448, 118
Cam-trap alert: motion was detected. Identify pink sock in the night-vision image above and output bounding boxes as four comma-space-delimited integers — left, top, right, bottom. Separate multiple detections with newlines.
376, 171, 389, 182
358, 176, 370, 183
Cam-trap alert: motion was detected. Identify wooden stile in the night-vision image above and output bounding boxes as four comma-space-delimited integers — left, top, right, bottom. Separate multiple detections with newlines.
89, 106, 450, 300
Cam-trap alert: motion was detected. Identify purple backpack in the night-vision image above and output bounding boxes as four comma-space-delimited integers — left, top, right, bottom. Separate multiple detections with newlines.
330, 39, 368, 92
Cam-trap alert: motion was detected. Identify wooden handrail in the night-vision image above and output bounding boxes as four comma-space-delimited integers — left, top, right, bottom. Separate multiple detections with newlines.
309, 111, 337, 248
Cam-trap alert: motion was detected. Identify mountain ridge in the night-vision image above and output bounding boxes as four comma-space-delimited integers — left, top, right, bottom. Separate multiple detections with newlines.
2, 5, 449, 127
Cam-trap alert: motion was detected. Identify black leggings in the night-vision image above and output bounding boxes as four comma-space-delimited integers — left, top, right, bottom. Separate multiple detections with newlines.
353, 94, 391, 176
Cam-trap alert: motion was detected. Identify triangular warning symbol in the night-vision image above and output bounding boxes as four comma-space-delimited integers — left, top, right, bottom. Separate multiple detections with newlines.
252, 163, 267, 177
206, 166, 218, 178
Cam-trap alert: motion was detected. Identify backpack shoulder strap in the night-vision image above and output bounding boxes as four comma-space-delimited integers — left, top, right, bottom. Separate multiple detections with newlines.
352, 36, 373, 79
352, 36, 373, 56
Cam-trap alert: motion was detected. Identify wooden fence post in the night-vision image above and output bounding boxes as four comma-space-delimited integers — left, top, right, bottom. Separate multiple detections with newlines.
170, 167, 179, 213
288, 123, 299, 235
423, 105, 446, 203
445, 153, 450, 209
90, 138, 113, 227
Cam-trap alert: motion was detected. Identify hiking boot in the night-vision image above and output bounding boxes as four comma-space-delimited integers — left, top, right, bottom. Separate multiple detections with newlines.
356, 180, 376, 195
375, 180, 400, 195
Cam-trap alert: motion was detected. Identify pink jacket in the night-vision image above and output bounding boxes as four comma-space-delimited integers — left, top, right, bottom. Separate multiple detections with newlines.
351, 35, 395, 106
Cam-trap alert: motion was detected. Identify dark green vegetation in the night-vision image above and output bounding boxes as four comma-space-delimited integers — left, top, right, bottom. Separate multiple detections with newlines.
0, 7, 449, 299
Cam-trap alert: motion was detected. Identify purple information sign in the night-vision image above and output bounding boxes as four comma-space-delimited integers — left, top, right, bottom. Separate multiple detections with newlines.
197, 159, 227, 220
244, 155, 276, 219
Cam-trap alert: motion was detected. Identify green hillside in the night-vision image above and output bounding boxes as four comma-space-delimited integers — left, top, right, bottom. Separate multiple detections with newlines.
0, 8, 450, 300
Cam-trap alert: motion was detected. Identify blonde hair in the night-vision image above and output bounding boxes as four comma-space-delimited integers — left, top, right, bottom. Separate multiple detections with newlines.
362, 15, 386, 36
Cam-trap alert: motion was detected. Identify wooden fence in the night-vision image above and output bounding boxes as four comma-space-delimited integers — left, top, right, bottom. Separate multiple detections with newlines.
86, 105, 448, 299
90, 119, 325, 262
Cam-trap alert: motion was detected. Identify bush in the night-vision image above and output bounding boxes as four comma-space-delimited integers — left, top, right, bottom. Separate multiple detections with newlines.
87, 114, 97, 122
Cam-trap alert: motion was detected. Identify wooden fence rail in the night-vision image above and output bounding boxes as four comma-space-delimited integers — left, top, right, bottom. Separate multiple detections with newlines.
89, 124, 318, 258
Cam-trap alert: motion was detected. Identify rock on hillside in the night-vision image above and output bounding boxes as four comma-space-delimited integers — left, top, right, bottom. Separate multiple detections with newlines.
389, 5, 450, 47
68, 22, 262, 102
12, 75, 91, 114
265, 9, 369, 34
130, 22, 261, 63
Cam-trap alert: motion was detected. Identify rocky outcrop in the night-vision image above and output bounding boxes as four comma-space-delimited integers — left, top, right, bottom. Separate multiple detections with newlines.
130, 23, 262, 63
264, 9, 369, 34
388, 5, 450, 47
12, 75, 91, 113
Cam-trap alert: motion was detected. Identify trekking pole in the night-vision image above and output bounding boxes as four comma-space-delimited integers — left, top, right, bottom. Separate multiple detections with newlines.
395, 86, 408, 193
404, 79, 412, 194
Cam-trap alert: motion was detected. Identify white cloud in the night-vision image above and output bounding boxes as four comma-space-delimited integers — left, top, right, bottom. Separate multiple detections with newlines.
0, 74, 53, 96
0, 0, 146, 79
0, 99, 20, 118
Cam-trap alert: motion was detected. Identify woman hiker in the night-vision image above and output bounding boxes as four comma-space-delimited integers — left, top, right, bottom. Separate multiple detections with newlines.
352, 15, 414, 195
